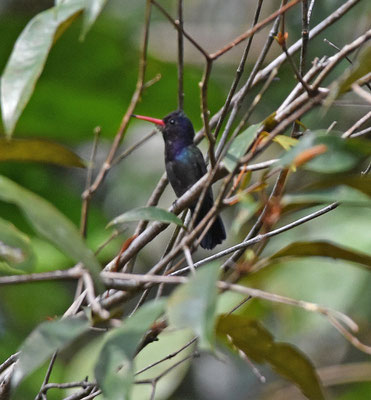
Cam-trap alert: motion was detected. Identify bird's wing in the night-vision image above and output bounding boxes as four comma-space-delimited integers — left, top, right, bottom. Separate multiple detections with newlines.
166, 145, 207, 197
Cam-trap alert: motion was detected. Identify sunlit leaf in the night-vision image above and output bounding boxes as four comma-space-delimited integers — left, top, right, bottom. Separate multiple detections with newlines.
217, 314, 325, 400
80, 0, 108, 40
261, 132, 298, 151
95, 299, 166, 400
12, 317, 90, 387
267, 240, 371, 270
167, 263, 219, 350
224, 124, 261, 172
0, 138, 85, 167
108, 206, 185, 228
282, 186, 371, 207
0, 175, 102, 288
274, 135, 298, 150
0, 217, 35, 273
1, 0, 85, 136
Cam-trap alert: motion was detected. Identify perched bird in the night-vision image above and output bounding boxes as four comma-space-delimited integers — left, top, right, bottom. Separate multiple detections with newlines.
132, 110, 226, 249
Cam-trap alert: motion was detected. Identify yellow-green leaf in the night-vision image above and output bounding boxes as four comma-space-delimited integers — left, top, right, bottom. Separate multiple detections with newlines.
0, 138, 85, 167
273, 135, 298, 150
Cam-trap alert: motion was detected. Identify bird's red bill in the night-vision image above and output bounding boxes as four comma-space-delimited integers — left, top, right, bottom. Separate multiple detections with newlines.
131, 114, 165, 126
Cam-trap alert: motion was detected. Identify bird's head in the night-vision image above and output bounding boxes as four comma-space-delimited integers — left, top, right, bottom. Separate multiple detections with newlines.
131, 110, 195, 145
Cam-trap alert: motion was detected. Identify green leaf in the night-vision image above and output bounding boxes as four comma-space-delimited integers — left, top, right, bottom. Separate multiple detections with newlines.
305, 135, 370, 173
108, 206, 185, 228
282, 186, 371, 207
231, 195, 259, 235
13, 317, 90, 387
0, 175, 102, 288
217, 314, 325, 400
267, 240, 371, 270
95, 299, 166, 400
224, 124, 261, 172
80, 0, 108, 40
1, 0, 85, 136
0, 217, 35, 273
326, 44, 371, 107
278, 131, 371, 173
167, 263, 220, 350
0, 138, 85, 167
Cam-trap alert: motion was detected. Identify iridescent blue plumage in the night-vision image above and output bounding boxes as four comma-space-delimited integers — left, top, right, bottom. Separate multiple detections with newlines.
132, 110, 226, 249
161, 111, 226, 249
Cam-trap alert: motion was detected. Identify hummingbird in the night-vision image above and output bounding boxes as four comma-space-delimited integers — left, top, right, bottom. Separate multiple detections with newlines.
132, 110, 226, 249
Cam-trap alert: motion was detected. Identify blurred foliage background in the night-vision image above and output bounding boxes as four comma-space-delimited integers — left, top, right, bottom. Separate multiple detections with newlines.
0, 0, 370, 399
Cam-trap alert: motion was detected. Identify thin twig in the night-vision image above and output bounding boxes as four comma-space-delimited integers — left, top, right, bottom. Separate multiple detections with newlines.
0, 352, 20, 374
173, 202, 339, 276
342, 111, 371, 138
135, 337, 197, 376
35, 351, 58, 400
80, 126, 101, 237
151, 0, 209, 58
300, 0, 310, 75
82, 0, 153, 201
212, 0, 264, 144
209, 0, 301, 60
112, 129, 157, 166
0, 265, 83, 286
83, 272, 110, 320
350, 126, 371, 137
177, 0, 184, 110
351, 83, 371, 104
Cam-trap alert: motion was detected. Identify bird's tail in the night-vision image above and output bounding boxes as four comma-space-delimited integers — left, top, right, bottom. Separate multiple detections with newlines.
190, 193, 226, 250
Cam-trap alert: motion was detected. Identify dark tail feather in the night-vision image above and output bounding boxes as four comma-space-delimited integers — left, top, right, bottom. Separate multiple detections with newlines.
200, 214, 226, 250
191, 194, 226, 250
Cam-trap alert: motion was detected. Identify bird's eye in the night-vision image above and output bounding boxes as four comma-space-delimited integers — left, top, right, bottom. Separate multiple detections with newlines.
169, 119, 175, 124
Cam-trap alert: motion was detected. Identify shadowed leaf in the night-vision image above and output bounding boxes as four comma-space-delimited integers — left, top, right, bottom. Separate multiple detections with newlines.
0, 175, 102, 288
309, 175, 371, 197
217, 314, 325, 400
267, 240, 371, 270
282, 186, 371, 207
108, 207, 185, 228
0, 138, 85, 167
12, 317, 90, 387
1, 0, 85, 136
95, 299, 165, 400
167, 263, 219, 350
